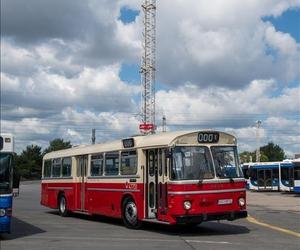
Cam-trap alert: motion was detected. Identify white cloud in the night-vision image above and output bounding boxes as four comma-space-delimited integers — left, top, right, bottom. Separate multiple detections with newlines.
1, 0, 299, 156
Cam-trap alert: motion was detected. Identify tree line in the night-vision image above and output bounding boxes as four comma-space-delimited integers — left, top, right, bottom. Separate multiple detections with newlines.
15, 138, 286, 180
15, 139, 72, 180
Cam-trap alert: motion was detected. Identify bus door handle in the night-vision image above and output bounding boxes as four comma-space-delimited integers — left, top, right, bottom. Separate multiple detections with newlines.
129, 179, 137, 183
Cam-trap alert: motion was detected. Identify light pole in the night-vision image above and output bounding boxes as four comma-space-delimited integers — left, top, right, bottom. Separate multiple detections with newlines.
256, 120, 262, 162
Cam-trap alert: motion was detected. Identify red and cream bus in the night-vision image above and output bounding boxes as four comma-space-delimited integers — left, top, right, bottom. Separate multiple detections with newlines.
41, 130, 247, 228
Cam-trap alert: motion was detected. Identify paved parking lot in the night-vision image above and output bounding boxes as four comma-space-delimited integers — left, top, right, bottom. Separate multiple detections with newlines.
0, 182, 299, 250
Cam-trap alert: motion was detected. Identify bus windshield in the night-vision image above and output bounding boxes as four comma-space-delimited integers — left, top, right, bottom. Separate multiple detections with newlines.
211, 146, 243, 179
0, 153, 13, 194
171, 146, 214, 180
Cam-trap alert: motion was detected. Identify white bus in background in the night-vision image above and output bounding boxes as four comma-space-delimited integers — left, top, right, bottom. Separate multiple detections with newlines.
247, 161, 294, 192
293, 159, 300, 194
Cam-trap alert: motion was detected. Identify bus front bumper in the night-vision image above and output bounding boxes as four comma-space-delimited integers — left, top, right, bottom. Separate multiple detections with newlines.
175, 211, 248, 224
0, 221, 11, 233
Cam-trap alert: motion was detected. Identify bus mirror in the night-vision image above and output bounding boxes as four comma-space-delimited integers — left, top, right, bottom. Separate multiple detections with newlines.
13, 172, 20, 189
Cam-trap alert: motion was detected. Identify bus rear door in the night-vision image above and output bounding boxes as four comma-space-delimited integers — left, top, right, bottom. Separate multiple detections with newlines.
75, 155, 88, 211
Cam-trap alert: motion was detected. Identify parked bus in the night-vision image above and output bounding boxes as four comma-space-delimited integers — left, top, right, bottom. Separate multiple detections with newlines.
293, 159, 300, 193
0, 134, 19, 233
248, 161, 294, 192
41, 130, 247, 228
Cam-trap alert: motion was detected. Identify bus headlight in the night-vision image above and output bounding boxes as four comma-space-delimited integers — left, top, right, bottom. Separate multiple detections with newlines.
183, 201, 192, 210
238, 197, 245, 207
0, 208, 6, 217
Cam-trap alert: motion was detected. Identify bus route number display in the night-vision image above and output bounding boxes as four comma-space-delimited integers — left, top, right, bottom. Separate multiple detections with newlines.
122, 138, 135, 148
198, 132, 219, 143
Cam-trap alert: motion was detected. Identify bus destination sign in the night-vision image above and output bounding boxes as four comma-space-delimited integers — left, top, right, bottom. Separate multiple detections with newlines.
122, 138, 135, 148
198, 132, 219, 143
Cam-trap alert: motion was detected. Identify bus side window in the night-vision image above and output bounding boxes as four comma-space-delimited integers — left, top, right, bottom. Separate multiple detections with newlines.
91, 154, 103, 176
44, 160, 52, 178
158, 149, 162, 176
52, 158, 62, 177
121, 151, 137, 175
62, 157, 72, 177
105, 152, 119, 176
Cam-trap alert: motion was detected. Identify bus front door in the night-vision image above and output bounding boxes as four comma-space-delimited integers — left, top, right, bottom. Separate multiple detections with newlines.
146, 150, 157, 219
76, 155, 88, 211
257, 169, 273, 190
146, 149, 168, 220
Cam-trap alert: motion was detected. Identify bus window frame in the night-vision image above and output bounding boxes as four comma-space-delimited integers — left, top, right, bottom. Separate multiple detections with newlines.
52, 158, 62, 178
43, 159, 52, 178
90, 153, 104, 177
104, 151, 120, 176
120, 150, 138, 176
62, 157, 72, 177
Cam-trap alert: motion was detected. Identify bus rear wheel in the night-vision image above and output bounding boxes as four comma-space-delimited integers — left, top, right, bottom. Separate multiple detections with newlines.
122, 197, 142, 229
58, 194, 69, 217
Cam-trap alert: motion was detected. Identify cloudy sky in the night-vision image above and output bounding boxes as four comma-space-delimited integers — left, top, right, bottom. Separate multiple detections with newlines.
1, 0, 299, 156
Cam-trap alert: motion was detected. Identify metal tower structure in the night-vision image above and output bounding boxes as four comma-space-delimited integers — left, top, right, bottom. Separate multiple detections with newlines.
139, 0, 156, 134
256, 120, 262, 162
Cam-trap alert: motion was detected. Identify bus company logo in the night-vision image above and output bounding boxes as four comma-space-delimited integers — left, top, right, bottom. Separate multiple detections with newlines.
125, 182, 137, 190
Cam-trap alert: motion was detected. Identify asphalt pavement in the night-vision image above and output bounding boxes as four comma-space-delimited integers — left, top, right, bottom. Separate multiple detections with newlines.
0, 182, 299, 250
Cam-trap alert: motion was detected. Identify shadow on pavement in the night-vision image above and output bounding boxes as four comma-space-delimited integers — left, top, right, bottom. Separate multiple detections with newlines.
0, 217, 46, 241
141, 221, 250, 236
46, 210, 250, 236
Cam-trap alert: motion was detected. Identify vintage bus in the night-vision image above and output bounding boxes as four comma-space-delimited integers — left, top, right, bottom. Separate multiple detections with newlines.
0, 134, 19, 233
41, 130, 247, 228
248, 161, 294, 192
293, 159, 300, 193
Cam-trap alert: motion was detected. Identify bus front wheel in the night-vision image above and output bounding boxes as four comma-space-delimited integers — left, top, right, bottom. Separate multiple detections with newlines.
122, 197, 142, 229
58, 194, 69, 217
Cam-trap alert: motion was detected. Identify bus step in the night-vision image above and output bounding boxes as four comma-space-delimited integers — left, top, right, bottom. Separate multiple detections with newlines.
74, 210, 91, 215
142, 219, 170, 225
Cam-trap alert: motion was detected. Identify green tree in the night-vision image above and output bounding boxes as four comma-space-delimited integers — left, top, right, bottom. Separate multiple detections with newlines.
44, 138, 72, 154
260, 142, 286, 161
239, 151, 252, 163
15, 145, 43, 180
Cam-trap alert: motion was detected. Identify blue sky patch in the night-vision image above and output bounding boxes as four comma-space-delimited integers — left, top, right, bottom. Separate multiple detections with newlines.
119, 7, 140, 24
263, 8, 300, 42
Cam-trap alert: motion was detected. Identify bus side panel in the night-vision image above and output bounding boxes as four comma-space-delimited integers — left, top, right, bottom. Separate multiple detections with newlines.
86, 182, 144, 219
41, 182, 76, 211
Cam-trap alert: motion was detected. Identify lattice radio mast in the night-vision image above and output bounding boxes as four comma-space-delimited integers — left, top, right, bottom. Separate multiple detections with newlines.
139, 0, 156, 134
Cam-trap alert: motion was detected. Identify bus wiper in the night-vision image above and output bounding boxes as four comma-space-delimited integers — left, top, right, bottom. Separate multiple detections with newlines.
229, 176, 234, 183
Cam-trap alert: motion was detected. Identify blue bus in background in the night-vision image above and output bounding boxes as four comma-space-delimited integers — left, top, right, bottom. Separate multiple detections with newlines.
0, 134, 20, 233
247, 161, 294, 192
293, 159, 300, 193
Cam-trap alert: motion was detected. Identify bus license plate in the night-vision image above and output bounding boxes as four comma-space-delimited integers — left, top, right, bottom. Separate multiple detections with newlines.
218, 199, 233, 205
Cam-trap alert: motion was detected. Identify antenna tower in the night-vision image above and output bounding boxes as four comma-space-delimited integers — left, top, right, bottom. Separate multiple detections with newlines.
139, 0, 156, 134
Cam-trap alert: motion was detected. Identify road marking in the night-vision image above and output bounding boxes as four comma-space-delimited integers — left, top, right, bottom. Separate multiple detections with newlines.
17, 236, 231, 245
247, 215, 300, 238
186, 240, 231, 244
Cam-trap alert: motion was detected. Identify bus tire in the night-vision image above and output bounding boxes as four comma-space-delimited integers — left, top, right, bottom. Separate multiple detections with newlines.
58, 194, 69, 217
122, 197, 142, 229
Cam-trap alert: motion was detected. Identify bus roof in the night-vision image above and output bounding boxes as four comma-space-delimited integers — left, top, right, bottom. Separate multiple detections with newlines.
43, 130, 236, 160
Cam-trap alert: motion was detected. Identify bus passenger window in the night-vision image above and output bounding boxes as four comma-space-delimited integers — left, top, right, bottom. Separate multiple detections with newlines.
91, 154, 103, 176
62, 157, 72, 177
52, 158, 61, 177
158, 149, 163, 176
121, 151, 137, 175
44, 160, 51, 178
105, 152, 119, 176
